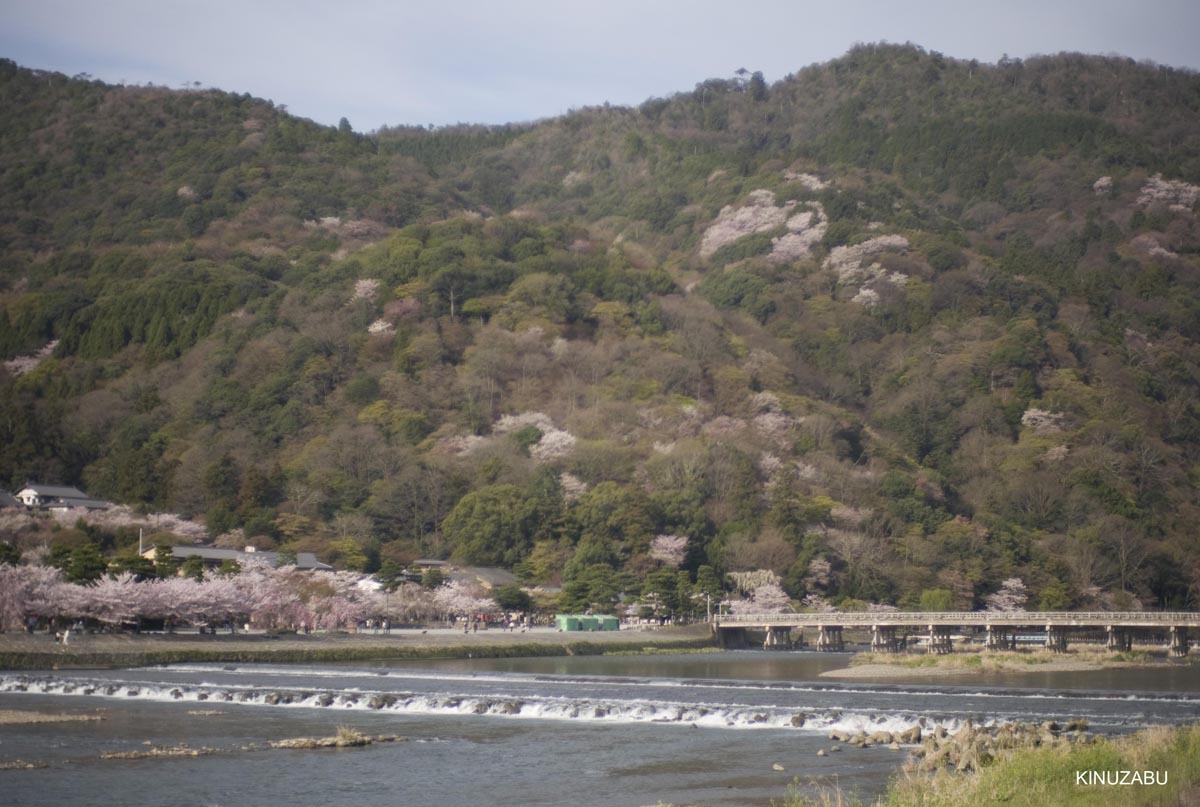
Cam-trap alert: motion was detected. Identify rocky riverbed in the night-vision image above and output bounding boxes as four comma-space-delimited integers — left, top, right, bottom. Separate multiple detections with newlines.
813, 718, 1096, 773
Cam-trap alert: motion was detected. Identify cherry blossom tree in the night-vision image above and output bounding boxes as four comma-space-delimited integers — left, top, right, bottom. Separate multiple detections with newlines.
233, 563, 308, 629
800, 593, 837, 613
380, 582, 439, 623
750, 582, 792, 614
198, 575, 249, 626
307, 571, 373, 630
729, 583, 792, 615
0, 565, 64, 631
984, 577, 1028, 612
650, 535, 688, 567
79, 573, 142, 627
2, 561, 480, 633
433, 580, 496, 620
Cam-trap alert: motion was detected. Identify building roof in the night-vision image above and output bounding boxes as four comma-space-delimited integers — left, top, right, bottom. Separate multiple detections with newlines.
15, 484, 109, 509
19, 484, 92, 499
0, 490, 19, 508
151, 545, 332, 571
47, 498, 112, 510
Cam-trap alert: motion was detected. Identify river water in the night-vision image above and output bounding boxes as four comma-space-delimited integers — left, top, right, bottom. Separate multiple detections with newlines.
1, 652, 1198, 807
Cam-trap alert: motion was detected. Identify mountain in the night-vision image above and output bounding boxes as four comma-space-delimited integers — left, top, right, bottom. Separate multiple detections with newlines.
2, 43, 1199, 613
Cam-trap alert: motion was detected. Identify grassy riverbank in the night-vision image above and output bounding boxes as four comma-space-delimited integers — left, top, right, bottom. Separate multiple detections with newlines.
820, 647, 1175, 679
0, 625, 715, 670
779, 724, 1200, 807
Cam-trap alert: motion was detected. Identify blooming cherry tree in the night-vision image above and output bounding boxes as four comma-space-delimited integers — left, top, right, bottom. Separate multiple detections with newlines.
0, 565, 64, 630
984, 577, 1028, 612
433, 580, 496, 619
650, 535, 688, 567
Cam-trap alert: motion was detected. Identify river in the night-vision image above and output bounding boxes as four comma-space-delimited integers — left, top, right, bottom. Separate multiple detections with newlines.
1, 652, 1197, 807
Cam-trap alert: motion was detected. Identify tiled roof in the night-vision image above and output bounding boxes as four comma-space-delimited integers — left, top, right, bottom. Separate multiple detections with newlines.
20, 484, 91, 499
164, 546, 332, 571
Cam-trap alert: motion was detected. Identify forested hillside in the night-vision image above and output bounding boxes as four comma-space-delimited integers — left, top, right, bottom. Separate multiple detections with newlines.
2, 44, 1199, 614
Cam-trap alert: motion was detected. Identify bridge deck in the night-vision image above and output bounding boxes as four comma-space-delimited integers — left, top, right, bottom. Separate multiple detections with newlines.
712, 611, 1200, 629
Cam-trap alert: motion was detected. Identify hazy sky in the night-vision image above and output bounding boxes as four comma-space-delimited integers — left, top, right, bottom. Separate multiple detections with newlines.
3, 0, 1198, 131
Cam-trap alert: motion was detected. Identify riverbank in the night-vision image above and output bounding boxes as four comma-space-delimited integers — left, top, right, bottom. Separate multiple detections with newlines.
780, 723, 1200, 807
0, 624, 714, 670
819, 647, 1182, 679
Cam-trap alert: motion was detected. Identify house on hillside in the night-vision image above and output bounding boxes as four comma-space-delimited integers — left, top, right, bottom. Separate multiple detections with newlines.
15, 484, 109, 511
140, 545, 332, 572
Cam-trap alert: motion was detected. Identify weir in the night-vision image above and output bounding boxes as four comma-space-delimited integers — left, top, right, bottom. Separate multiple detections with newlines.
712, 611, 1200, 655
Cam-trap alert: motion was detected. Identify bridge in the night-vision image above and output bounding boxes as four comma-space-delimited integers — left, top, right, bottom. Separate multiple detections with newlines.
711, 611, 1200, 657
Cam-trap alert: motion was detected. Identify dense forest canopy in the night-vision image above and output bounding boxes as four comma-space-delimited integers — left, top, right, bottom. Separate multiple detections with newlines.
2, 43, 1199, 614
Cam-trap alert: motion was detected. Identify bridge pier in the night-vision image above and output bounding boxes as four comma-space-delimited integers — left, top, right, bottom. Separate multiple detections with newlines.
871, 625, 903, 653
1170, 626, 1189, 658
716, 627, 747, 649
816, 625, 844, 652
1105, 626, 1132, 653
984, 625, 1016, 651
763, 625, 792, 650
927, 625, 953, 655
1045, 624, 1068, 653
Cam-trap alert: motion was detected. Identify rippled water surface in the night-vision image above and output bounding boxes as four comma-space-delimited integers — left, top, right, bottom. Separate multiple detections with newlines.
2, 652, 1197, 807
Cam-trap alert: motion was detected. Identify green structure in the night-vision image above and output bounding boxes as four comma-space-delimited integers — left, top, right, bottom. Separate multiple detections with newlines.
556, 614, 619, 632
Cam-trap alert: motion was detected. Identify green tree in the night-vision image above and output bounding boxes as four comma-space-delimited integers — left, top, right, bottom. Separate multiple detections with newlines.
569, 482, 655, 561
748, 71, 768, 101
442, 484, 537, 566
110, 552, 156, 581
560, 564, 620, 613
376, 559, 406, 591
421, 568, 448, 589
203, 453, 241, 502
215, 559, 242, 576
493, 584, 533, 612
563, 534, 618, 581
154, 544, 179, 578
0, 541, 20, 565
694, 565, 725, 612
642, 568, 690, 617
66, 544, 107, 584
1038, 579, 1073, 610
328, 536, 370, 571
918, 588, 953, 611
180, 555, 206, 581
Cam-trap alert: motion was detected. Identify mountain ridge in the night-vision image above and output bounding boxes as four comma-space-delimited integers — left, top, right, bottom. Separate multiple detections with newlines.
1, 43, 1199, 614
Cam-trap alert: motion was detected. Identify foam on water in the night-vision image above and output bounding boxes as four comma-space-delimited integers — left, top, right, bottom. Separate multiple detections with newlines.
3, 668, 1191, 734
149, 663, 1200, 706
0, 673, 956, 734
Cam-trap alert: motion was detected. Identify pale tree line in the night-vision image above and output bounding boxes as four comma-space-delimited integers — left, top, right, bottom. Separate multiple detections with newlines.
0, 563, 496, 633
